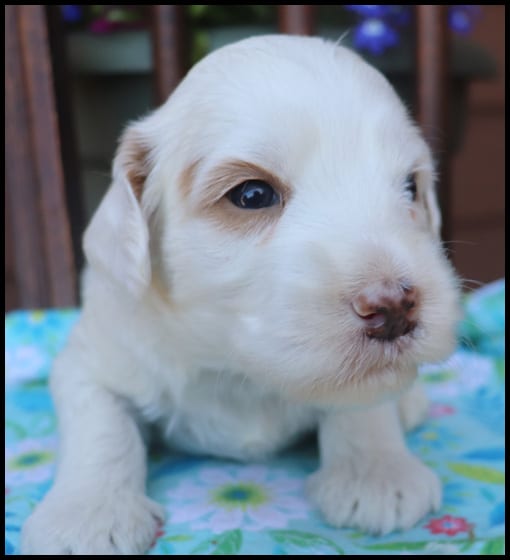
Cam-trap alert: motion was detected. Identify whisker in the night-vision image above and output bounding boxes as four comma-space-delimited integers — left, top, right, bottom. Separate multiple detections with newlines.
441, 240, 479, 247
458, 278, 485, 292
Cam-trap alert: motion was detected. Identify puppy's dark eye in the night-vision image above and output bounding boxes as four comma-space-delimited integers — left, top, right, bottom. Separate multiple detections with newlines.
404, 173, 418, 201
227, 180, 280, 209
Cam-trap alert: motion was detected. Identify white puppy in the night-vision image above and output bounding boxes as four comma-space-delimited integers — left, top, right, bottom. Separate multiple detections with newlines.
21, 35, 460, 554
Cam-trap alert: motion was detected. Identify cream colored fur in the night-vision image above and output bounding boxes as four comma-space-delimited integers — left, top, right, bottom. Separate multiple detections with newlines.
21, 35, 460, 554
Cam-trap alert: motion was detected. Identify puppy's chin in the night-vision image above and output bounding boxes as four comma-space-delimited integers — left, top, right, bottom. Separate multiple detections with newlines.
262, 344, 418, 407
286, 364, 418, 408
231, 321, 457, 408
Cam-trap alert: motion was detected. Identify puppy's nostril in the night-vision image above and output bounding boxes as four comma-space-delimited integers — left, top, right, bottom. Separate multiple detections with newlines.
352, 282, 419, 341
351, 303, 387, 329
358, 311, 387, 330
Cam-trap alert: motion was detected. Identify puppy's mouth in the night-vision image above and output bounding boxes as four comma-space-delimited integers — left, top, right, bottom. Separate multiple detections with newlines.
354, 322, 420, 373
286, 331, 419, 406
364, 323, 418, 352
363, 316, 417, 341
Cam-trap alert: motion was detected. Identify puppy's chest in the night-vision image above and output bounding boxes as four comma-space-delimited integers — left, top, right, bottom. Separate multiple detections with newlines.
160, 372, 317, 461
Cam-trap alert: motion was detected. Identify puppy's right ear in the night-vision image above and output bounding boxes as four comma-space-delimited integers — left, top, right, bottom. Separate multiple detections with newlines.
83, 125, 152, 297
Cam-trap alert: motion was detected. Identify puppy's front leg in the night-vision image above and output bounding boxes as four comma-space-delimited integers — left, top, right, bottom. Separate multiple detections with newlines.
21, 355, 164, 555
307, 400, 441, 535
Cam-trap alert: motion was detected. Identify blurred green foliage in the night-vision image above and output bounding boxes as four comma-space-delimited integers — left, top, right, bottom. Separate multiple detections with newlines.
186, 5, 275, 64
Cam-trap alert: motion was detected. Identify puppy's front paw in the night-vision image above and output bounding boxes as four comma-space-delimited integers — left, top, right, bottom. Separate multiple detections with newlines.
307, 452, 441, 535
21, 487, 165, 555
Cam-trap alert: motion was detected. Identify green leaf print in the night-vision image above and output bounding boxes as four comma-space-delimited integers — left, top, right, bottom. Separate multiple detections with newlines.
364, 540, 477, 554
161, 534, 192, 542
494, 358, 505, 383
480, 536, 505, 555
23, 378, 49, 390
421, 369, 457, 384
153, 533, 192, 555
212, 530, 242, 555
5, 420, 27, 440
190, 529, 242, 555
270, 530, 344, 554
447, 463, 505, 484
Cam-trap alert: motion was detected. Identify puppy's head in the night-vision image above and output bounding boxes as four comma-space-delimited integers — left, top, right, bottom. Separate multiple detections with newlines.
84, 35, 460, 406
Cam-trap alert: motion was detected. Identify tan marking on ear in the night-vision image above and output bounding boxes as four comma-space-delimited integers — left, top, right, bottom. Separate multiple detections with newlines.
145, 216, 175, 308
196, 160, 291, 236
179, 159, 203, 201
118, 129, 151, 201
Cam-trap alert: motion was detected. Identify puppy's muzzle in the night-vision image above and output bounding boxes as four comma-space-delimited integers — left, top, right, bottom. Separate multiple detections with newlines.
352, 281, 418, 341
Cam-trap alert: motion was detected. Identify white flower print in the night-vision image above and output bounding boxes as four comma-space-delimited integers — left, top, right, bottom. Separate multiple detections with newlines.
167, 464, 310, 533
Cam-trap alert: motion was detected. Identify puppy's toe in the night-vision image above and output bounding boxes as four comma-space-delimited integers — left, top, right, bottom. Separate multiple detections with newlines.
21, 488, 165, 555
307, 452, 441, 535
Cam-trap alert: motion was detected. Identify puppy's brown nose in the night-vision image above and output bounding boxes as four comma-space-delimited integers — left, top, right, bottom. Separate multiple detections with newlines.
352, 282, 418, 341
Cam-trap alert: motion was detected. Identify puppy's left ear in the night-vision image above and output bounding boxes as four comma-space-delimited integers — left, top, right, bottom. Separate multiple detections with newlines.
83, 125, 153, 297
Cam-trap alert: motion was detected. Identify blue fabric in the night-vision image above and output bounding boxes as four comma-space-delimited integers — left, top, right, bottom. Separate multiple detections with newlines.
5, 280, 505, 555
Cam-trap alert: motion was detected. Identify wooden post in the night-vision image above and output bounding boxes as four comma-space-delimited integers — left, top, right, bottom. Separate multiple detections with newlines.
278, 5, 316, 35
46, 5, 85, 274
5, 5, 77, 309
151, 5, 187, 106
415, 5, 451, 242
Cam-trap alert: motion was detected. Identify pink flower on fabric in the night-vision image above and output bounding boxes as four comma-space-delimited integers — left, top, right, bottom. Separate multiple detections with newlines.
429, 403, 456, 418
425, 514, 474, 536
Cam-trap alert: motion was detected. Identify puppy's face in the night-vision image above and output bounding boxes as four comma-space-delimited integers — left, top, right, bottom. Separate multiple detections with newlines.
85, 36, 460, 406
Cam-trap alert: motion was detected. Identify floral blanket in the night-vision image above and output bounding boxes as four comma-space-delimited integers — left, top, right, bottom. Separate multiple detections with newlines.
5, 280, 505, 555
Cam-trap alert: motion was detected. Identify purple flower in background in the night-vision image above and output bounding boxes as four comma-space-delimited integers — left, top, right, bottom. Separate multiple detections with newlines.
344, 5, 481, 55
346, 5, 411, 25
345, 5, 395, 19
345, 5, 411, 55
383, 5, 412, 26
449, 5, 482, 34
60, 5, 147, 34
61, 5, 82, 24
354, 18, 399, 55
